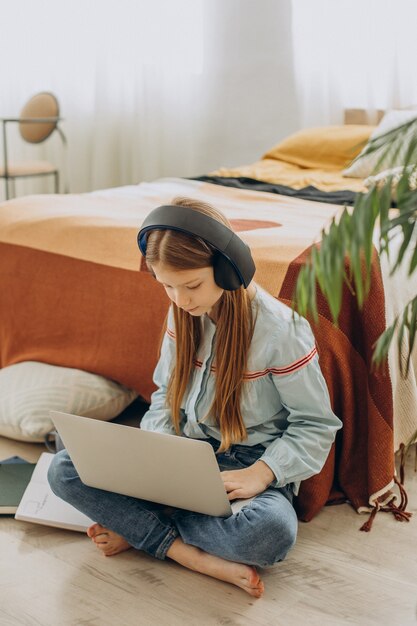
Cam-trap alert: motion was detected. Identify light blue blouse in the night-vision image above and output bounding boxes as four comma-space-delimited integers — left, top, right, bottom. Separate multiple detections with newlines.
140, 285, 342, 494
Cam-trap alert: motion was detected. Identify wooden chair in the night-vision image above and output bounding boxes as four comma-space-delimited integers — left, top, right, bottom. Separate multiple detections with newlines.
0, 92, 67, 200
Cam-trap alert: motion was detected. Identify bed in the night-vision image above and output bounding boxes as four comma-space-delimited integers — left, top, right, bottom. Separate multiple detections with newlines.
1, 119, 415, 525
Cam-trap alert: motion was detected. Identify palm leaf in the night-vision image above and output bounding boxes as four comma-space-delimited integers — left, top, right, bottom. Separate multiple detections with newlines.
294, 117, 417, 371
374, 296, 417, 376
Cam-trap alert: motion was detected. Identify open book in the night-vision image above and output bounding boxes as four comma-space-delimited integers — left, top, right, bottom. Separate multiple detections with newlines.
15, 452, 93, 533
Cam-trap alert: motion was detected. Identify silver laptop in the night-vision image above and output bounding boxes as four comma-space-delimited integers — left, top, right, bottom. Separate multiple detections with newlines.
50, 411, 233, 517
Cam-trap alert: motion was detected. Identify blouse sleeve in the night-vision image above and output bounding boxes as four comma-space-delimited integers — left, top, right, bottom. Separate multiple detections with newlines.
140, 307, 182, 435
259, 315, 342, 487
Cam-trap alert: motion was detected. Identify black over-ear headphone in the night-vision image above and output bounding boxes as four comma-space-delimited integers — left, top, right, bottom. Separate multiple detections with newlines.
137, 205, 256, 291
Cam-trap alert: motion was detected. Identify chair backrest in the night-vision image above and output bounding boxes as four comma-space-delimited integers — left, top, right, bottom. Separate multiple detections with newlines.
19, 92, 59, 143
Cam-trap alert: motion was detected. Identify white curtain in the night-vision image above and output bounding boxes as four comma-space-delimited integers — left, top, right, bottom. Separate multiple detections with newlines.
0, 0, 206, 196
0, 0, 299, 199
2, 1, 417, 199
291, 0, 417, 127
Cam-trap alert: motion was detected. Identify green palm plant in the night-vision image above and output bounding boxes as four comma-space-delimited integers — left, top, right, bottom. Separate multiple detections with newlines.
294, 118, 417, 442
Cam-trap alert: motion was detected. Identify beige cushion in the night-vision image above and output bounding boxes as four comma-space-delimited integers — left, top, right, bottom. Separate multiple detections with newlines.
0, 362, 138, 442
343, 109, 417, 178
19, 92, 59, 143
0, 160, 57, 177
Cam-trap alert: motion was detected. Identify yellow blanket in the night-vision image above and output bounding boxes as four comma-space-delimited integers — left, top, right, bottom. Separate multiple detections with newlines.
211, 158, 367, 192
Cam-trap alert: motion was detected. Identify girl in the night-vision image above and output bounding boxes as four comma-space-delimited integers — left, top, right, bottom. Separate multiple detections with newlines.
48, 197, 342, 598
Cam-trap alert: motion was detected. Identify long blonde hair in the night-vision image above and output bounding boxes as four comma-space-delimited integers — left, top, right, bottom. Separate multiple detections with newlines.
145, 197, 255, 451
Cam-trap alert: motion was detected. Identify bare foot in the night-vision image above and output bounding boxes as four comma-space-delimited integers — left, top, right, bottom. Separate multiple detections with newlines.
87, 523, 132, 557
167, 538, 264, 598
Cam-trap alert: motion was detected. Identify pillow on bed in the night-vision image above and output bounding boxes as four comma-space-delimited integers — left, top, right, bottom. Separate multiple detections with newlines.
343, 109, 417, 178
263, 125, 375, 171
0, 361, 138, 442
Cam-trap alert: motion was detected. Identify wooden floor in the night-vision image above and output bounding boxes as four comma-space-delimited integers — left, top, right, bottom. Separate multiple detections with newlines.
1, 416, 416, 626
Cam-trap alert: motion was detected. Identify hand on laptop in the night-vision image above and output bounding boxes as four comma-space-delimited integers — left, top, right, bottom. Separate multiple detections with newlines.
221, 461, 275, 500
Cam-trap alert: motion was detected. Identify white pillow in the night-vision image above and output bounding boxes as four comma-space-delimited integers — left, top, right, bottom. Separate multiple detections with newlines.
342, 109, 417, 178
0, 362, 138, 442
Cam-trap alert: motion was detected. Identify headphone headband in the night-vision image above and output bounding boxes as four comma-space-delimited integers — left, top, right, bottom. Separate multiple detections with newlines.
137, 205, 256, 290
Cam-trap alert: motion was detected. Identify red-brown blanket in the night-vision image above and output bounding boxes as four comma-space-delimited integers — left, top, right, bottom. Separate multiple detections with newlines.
0, 177, 398, 521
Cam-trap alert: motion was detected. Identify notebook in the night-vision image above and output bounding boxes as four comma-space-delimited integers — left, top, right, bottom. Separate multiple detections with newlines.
50, 410, 235, 517
0, 458, 36, 514
15, 452, 93, 532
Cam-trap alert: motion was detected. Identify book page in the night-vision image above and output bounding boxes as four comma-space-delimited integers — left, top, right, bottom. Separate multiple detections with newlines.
15, 453, 93, 533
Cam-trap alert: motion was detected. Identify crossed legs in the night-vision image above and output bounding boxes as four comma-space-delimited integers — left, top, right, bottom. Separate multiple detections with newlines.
48, 450, 297, 598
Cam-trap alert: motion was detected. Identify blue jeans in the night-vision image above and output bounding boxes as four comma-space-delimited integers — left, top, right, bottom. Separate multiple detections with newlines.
47, 438, 298, 568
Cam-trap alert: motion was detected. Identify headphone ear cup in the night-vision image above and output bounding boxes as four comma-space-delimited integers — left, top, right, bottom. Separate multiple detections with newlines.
213, 252, 242, 291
